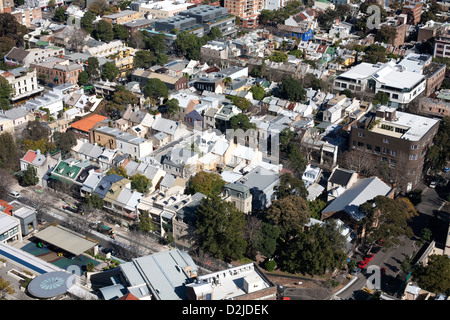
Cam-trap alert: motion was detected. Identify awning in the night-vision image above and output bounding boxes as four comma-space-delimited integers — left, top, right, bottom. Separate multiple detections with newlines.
33, 225, 98, 256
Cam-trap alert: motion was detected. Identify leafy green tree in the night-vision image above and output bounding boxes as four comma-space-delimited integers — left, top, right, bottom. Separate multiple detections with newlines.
256, 222, 280, 258
143, 78, 168, 105
53, 131, 76, 155
277, 76, 306, 102
363, 44, 387, 64
269, 51, 288, 62
373, 91, 390, 106
80, 11, 96, 34
195, 195, 247, 261
280, 220, 347, 275
137, 211, 156, 233
426, 116, 450, 172
156, 53, 168, 65
250, 84, 265, 100
229, 114, 256, 131
78, 71, 89, 86
53, 6, 66, 22
265, 195, 310, 239
22, 120, 50, 141
174, 31, 205, 60
185, 171, 226, 197
412, 255, 450, 295
102, 61, 120, 81
113, 24, 128, 40
208, 26, 222, 40
287, 143, 308, 174
308, 199, 327, 220
250, 61, 267, 78
143, 33, 166, 54
0, 76, 12, 110
95, 20, 114, 42
0, 12, 28, 46
131, 173, 151, 194
134, 50, 155, 69
230, 96, 252, 111
85, 57, 101, 81
275, 173, 308, 200
360, 196, 415, 248
106, 166, 128, 178
21, 165, 38, 186
165, 98, 180, 115
84, 193, 104, 209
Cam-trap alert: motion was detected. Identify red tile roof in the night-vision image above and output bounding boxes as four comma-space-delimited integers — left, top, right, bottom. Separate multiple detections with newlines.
117, 293, 139, 300
0, 200, 13, 216
70, 114, 108, 133
22, 150, 37, 163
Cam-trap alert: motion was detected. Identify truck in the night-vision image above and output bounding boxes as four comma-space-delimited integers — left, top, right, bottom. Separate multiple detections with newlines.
98, 224, 115, 239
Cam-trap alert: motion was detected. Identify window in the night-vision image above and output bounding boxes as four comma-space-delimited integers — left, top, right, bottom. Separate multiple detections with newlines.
409, 154, 418, 160
390, 150, 397, 157
358, 132, 365, 138
411, 145, 419, 150
383, 138, 389, 144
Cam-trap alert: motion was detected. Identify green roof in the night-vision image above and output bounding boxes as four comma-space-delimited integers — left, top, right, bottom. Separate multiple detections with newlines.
50, 160, 83, 183
325, 47, 336, 54
36, 41, 49, 46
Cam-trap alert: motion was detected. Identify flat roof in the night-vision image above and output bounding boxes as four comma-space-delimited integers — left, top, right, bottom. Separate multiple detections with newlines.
33, 225, 98, 256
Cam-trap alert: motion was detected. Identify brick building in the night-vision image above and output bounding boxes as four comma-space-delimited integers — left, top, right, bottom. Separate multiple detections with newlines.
30, 57, 83, 86
349, 106, 440, 192
224, 0, 264, 28
402, 1, 422, 25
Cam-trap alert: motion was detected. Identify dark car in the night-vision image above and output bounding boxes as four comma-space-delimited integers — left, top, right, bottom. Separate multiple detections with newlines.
62, 205, 79, 213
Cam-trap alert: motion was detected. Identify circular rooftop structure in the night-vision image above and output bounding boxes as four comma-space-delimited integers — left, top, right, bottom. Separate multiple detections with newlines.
28, 271, 74, 299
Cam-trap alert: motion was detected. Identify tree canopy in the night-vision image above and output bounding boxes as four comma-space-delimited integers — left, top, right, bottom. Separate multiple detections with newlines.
185, 171, 226, 197
229, 114, 256, 132
195, 196, 247, 261
276, 76, 306, 102
412, 255, 450, 295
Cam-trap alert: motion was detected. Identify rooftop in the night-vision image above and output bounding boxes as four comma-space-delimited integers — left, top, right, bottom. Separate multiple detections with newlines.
70, 114, 108, 133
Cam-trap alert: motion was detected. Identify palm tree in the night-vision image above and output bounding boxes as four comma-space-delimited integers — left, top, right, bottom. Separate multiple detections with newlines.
223, 77, 232, 88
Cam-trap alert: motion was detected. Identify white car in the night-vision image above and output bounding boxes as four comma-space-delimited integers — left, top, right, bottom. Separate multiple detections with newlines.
430, 180, 437, 188
8, 190, 21, 198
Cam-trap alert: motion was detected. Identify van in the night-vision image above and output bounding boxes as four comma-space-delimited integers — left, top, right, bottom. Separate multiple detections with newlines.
8, 190, 20, 198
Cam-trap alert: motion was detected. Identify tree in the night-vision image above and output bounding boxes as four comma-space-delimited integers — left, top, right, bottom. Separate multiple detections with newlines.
360, 196, 415, 248
195, 195, 247, 261
143, 33, 166, 54
84, 193, 104, 209
47, 0, 56, 10
95, 20, 114, 42
85, 57, 101, 81
373, 91, 390, 106
0, 132, 19, 171
255, 222, 280, 258
250, 84, 265, 100
80, 11, 97, 35
0, 13, 28, 46
21, 165, 39, 186
89, 0, 108, 16
113, 24, 128, 40
134, 50, 156, 69
308, 199, 327, 220
137, 210, 156, 233
265, 195, 310, 239
102, 61, 120, 81
0, 168, 16, 197
0, 76, 12, 110
230, 96, 252, 111
78, 71, 89, 86
275, 173, 308, 200
143, 78, 168, 105
280, 220, 347, 275
276, 76, 306, 102
412, 255, 450, 295
208, 26, 222, 40
53, 6, 66, 22
53, 131, 76, 155
106, 166, 128, 177
269, 51, 288, 63
286, 143, 308, 175
363, 44, 387, 64
185, 171, 226, 197
22, 120, 50, 141
426, 116, 450, 172
165, 98, 180, 115
131, 173, 151, 194
229, 114, 256, 131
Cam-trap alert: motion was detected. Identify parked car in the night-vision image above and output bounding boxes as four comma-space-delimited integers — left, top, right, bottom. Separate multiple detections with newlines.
358, 260, 369, 269
443, 167, 450, 173
430, 179, 438, 188
62, 205, 78, 213
351, 268, 361, 276
8, 190, 20, 198
364, 254, 374, 262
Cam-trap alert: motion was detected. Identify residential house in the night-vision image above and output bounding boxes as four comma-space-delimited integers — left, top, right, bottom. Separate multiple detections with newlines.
20, 149, 60, 187
321, 177, 393, 221
222, 182, 252, 214
0, 114, 14, 134
116, 133, 153, 159
162, 147, 198, 179
8, 200, 37, 237
131, 68, 188, 91
4, 46, 65, 67
30, 57, 83, 86
69, 114, 108, 142
3, 107, 30, 128
327, 166, 359, 202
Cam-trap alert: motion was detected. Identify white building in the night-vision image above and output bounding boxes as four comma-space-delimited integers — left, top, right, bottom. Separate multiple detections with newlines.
0, 67, 44, 103
116, 133, 153, 160
0, 212, 22, 244
334, 60, 426, 109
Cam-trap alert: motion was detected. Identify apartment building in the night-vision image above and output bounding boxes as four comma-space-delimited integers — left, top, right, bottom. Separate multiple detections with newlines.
0, 0, 13, 13
224, 0, 264, 28
30, 57, 83, 86
131, 68, 188, 90
4, 46, 65, 67
132, 0, 195, 19
380, 16, 407, 47
401, 1, 422, 25
349, 106, 440, 192
0, 67, 44, 103
178, 5, 236, 37
333, 60, 426, 109
434, 24, 450, 58
102, 10, 141, 25
10, 6, 42, 28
